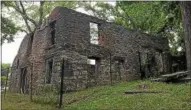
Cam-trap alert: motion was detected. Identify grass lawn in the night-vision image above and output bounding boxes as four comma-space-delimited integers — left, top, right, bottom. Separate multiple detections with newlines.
2, 80, 191, 110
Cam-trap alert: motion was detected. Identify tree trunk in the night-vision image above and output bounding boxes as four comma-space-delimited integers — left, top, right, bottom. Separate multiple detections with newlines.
181, 1, 191, 71
39, 1, 45, 26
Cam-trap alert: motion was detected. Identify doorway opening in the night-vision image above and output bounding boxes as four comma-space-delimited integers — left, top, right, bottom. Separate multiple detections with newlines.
20, 67, 27, 94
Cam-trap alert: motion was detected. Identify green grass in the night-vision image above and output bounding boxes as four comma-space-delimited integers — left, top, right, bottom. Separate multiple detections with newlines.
2, 80, 191, 110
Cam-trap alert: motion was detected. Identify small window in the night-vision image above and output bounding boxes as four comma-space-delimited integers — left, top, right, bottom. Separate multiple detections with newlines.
46, 59, 53, 84
51, 30, 55, 44
87, 57, 100, 78
17, 59, 19, 69
90, 22, 99, 45
87, 59, 96, 65
50, 21, 56, 45
87, 58, 96, 77
30, 34, 34, 44
28, 33, 34, 54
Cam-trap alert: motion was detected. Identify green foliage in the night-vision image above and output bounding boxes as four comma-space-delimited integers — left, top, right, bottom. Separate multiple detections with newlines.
80, 1, 183, 55
1, 63, 9, 87
2, 92, 55, 109
1, 1, 80, 44
1, 1, 185, 55
1, 63, 10, 76
1, 2, 21, 44
80, 2, 115, 21
1, 76, 7, 81
115, 1, 183, 55
1, 17, 21, 44
2, 80, 191, 110
35, 84, 58, 95
32, 84, 59, 105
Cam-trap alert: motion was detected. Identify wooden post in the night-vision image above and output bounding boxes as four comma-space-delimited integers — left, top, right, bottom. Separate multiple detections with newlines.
58, 59, 64, 109
4, 66, 9, 99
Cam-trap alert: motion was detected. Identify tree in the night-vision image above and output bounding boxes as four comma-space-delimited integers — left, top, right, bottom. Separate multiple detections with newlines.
1, 2, 21, 44
79, 2, 115, 21
1, 63, 10, 87
1, 1, 80, 44
115, 1, 183, 55
1, 16, 21, 44
1, 63, 10, 76
80, 1, 184, 55
181, 1, 191, 70
2, 1, 186, 57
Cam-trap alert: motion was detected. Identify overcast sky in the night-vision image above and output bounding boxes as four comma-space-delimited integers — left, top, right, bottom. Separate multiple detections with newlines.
2, 2, 116, 64
2, 32, 25, 64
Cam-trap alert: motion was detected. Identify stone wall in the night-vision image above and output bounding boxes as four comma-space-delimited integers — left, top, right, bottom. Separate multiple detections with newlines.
9, 33, 33, 92
9, 7, 170, 93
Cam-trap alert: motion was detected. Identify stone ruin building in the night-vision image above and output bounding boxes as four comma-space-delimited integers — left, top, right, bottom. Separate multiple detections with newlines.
9, 7, 171, 93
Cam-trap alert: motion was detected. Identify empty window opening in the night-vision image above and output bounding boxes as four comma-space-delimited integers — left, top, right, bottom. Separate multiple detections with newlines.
138, 52, 151, 79
30, 33, 34, 45
90, 22, 99, 45
46, 60, 53, 84
50, 21, 56, 45
51, 30, 55, 44
50, 20, 56, 29
28, 33, 34, 55
87, 57, 100, 79
17, 59, 19, 69
20, 67, 27, 94
113, 56, 125, 63
114, 59, 124, 80
87, 59, 96, 65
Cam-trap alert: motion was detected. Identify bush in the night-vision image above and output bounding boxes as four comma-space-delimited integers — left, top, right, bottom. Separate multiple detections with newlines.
1, 76, 7, 81
35, 84, 59, 95
33, 84, 59, 105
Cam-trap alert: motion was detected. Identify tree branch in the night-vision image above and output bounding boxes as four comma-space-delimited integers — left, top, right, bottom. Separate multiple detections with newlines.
20, 29, 29, 34
12, 2, 32, 33
19, 1, 38, 27
38, 1, 45, 26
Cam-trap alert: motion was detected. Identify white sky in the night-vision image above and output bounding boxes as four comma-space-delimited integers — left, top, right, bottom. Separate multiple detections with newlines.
2, 2, 116, 64
2, 32, 26, 64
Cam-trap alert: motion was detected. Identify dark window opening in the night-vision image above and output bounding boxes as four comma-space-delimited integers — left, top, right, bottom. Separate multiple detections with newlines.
28, 33, 34, 55
50, 20, 56, 28
87, 57, 100, 79
138, 51, 152, 79
113, 56, 125, 63
50, 21, 56, 45
46, 60, 53, 84
17, 59, 19, 69
30, 33, 34, 44
30, 34, 34, 47
113, 59, 124, 80
51, 30, 55, 44
20, 67, 28, 94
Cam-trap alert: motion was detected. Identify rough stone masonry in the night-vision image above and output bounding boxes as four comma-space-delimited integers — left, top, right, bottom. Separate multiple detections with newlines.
9, 7, 171, 93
